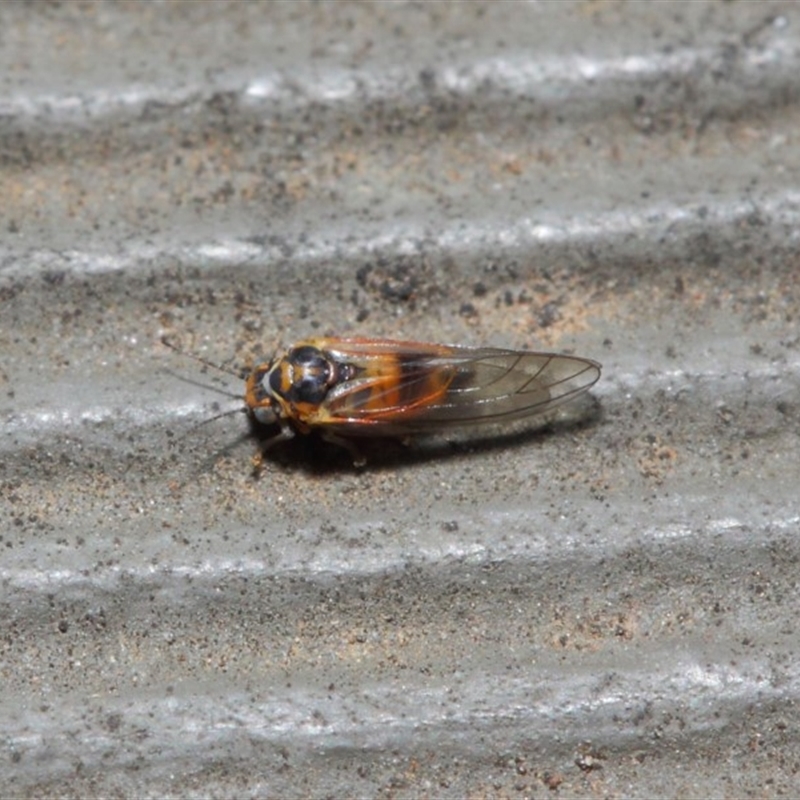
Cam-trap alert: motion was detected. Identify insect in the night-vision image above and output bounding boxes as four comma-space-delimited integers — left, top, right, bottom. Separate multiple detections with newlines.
244, 337, 600, 463
163, 336, 600, 465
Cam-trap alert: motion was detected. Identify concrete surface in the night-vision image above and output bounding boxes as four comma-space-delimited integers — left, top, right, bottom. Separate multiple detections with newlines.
1, 1, 799, 797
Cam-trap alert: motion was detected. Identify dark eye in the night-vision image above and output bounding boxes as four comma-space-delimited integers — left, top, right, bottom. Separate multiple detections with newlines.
268, 368, 283, 395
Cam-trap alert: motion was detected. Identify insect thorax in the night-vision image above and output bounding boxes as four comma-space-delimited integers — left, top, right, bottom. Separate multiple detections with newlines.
268, 345, 345, 406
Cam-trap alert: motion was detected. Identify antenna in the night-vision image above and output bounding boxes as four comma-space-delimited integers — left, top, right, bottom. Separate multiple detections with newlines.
167, 405, 250, 446
160, 336, 245, 382
160, 336, 252, 445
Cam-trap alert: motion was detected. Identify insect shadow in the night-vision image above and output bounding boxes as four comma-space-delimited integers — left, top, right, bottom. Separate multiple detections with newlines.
250, 392, 603, 476
161, 377, 603, 478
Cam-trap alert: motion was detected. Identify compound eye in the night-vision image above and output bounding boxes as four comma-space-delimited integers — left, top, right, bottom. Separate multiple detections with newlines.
268, 367, 283, 395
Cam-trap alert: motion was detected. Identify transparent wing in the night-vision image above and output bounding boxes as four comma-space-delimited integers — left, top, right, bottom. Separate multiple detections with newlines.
313, 339, 600, 433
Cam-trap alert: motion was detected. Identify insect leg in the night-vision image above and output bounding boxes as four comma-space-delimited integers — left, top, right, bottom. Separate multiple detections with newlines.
251, 422, 296, 473
264, 422, 296, 451
320, 431, 367, 468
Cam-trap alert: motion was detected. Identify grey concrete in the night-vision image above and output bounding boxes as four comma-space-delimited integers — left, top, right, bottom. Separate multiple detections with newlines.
1, 1, 799, 796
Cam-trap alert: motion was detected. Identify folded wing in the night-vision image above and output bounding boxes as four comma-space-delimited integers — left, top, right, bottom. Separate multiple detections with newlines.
316, 340, 600, 432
